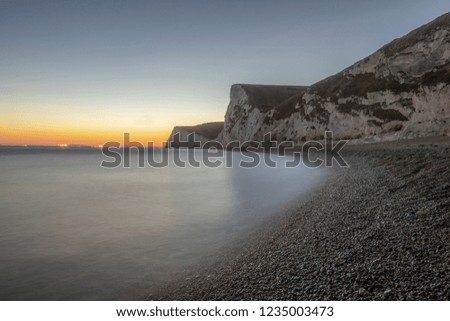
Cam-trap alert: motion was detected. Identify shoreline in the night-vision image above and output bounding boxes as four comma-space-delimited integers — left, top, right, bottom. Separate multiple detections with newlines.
147, 137, 450, 300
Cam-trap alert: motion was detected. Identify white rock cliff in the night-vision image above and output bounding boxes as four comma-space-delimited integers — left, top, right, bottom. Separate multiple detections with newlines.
169, 12, 450, 146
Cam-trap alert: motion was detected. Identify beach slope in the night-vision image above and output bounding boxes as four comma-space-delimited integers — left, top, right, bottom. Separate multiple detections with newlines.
149, 137, 450, 300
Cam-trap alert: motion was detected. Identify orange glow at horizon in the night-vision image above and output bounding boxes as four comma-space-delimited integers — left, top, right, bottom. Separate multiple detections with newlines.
0, 96, 223, 148
1, 125, 172, 147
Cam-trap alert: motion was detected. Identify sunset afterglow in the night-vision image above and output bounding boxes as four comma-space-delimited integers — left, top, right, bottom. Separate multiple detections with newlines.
0, 98, 221, 146
1, 1, 448, 146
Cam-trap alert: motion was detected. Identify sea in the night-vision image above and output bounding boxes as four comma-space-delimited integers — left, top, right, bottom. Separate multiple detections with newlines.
0, 147, 325, 300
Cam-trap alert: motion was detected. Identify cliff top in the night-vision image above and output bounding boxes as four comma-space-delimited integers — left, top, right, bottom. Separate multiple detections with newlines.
233, 84, 307, 112
380, 11, 450, 58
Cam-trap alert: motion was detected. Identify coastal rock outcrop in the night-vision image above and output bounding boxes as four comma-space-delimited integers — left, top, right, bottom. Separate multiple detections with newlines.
168, 12, 450, 146
222, 12, 450, 144
222, 85, 306, 143
166, 122, 223, 148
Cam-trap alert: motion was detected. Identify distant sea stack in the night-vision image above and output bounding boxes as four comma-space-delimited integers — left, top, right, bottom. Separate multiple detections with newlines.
168, 12, 450, 146
166, 122, 223, 148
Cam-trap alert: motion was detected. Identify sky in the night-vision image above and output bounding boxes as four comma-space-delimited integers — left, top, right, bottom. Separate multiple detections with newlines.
1, 0, 449, 146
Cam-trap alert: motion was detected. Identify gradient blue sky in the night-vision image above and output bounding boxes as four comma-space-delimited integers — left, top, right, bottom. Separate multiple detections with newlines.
1, 0, 449, 145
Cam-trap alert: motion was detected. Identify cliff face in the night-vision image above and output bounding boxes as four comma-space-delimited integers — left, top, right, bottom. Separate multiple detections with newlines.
222, 12, 450, 144
222, 85, 306, 143
166, 122, 223, 147
167, 13, 450, 146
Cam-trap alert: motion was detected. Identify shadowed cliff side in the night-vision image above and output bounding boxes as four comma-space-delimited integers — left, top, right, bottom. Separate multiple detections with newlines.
166, 122, 223, 148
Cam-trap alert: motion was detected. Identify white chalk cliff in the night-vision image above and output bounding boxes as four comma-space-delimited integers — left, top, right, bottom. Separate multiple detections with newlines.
169, 12, 450, 146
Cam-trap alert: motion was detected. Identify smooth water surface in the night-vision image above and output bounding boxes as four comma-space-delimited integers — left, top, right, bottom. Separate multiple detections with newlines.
0, 149, 324, 299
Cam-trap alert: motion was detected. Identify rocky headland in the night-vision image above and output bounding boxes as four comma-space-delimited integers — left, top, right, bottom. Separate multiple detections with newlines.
166, 121, 223, 148
168, 12, 450, 146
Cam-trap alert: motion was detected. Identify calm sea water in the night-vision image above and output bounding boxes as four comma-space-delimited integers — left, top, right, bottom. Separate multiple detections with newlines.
0, 149, 324, 300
